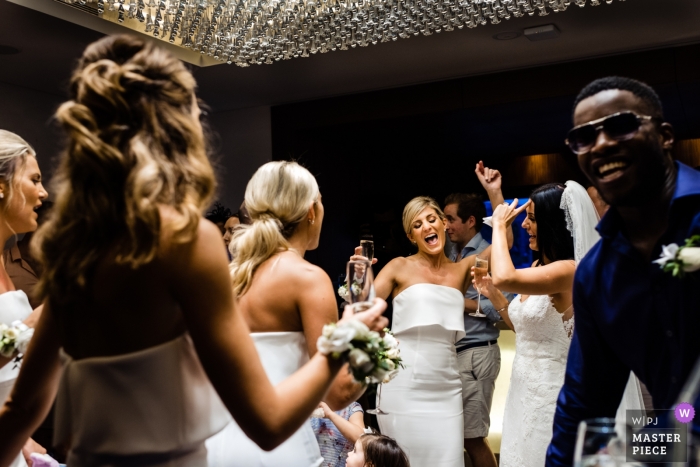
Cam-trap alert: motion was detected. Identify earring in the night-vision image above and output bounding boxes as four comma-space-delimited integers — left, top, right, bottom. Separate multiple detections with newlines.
0, 193, 4, 199
308, 219, 315, 225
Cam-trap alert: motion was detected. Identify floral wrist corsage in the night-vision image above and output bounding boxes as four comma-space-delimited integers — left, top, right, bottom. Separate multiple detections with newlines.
654, 235, 700, 278
317, 321, 404, 384
0, 321, 34, 363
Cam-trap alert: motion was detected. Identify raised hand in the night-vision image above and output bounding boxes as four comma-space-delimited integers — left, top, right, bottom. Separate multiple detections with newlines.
339, 297, 388, 333
351, 246, 378, 265
475, 160, 502, 193
471, 267, 496, 299
492, 198, 530, 228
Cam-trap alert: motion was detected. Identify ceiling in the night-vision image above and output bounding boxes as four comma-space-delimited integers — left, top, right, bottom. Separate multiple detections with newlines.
1, 0, 700, 112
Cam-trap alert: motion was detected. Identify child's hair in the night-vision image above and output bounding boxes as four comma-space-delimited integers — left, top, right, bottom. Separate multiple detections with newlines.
360, 433, 410, 467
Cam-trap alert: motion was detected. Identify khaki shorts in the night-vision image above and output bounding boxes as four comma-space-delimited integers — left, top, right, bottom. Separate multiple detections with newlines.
457, 343, 501, 439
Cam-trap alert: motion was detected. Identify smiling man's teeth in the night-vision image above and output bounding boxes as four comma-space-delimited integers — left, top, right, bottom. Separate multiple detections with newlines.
598, 161, 628, 176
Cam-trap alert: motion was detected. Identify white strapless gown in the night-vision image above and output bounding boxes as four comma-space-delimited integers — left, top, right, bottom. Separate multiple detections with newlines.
0, 290, 33, 467
206, 332, 323, 467
54, 334, 230, 467
500, 294, 645, 467
378, 283, 466, 467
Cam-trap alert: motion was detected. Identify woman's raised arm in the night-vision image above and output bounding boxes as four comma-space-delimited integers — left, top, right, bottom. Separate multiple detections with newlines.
174, 221, 386, 451
489, 202, 575, 296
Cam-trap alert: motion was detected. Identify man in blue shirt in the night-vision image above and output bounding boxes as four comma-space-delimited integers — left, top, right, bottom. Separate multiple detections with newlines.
545, 77, 700, 466
445, 192, 506, 467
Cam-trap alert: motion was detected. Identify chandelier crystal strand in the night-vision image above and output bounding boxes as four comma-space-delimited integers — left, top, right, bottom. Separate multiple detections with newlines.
81, 0, 621, 66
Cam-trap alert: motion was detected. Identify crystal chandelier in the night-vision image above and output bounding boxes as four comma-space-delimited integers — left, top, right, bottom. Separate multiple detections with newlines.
57, 0, 624, 67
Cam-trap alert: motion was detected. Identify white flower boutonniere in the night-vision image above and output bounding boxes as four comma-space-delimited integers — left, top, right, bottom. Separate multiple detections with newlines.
654, 235, 700, 278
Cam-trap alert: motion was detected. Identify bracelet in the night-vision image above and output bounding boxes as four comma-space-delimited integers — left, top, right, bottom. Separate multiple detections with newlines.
317, 322, 405, 384
495, 305, 508, 314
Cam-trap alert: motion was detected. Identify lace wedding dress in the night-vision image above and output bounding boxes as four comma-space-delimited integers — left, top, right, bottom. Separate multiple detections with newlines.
499, 294, 645, 467
0, 291, 32, 467
205, 332, 323, 467
54, 334, 230, 467
378, 283, 465, 467
499, 294, 572, 467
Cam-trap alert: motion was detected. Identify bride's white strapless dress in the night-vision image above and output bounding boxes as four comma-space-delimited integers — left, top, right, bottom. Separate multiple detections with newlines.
0, 291, 32, 467
378, 283, 466, 467
205, 332, 323, 467
500, 294, 645, 467
54, 333, 231, 467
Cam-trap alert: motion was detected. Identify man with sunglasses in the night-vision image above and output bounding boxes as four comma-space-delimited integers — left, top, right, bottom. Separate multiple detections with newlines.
545, 76, 700, 466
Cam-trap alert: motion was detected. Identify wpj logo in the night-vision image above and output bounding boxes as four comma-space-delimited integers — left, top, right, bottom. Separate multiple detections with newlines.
626, 409, 688, 463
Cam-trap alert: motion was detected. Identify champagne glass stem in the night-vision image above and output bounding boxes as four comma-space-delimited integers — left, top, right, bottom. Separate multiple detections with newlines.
476, 292, 481, 314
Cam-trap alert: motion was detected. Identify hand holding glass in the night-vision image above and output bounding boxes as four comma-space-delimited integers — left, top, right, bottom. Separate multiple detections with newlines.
346, 260, 375, 313
469, 257, 489, 318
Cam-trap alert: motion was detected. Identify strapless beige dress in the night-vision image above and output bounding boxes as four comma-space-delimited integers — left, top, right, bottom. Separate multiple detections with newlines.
54, 334, 230, 466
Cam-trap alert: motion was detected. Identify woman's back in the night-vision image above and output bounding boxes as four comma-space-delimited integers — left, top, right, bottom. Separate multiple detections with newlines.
239, 251, 323, 335
58, 213, 219, 360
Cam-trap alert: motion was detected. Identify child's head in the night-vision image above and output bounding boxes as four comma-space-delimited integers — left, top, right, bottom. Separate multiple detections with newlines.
347, 433, 410, 467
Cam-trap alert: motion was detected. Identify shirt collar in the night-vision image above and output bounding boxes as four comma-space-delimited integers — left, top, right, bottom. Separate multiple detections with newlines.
597, 161, 700, 239
465, 231, 484, 251
7, 244, 22, 262
453, 231, 484, 258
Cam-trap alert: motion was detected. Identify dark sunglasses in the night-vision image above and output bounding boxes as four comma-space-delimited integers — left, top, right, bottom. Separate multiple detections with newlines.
565, 111, 658, 155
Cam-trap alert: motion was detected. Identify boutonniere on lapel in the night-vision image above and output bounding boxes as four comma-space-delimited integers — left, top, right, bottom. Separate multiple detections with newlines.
653, 235, 700, 278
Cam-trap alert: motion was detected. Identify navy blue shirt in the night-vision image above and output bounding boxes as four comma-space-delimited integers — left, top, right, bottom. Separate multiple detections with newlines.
546, 162, 700, 467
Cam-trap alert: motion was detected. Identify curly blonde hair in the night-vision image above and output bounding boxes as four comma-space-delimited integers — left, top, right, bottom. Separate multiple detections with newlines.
33, 35, 215, 308
229, 161, 319, 296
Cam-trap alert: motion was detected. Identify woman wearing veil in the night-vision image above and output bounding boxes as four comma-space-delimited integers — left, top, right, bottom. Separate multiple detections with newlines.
474, 166, 644, 467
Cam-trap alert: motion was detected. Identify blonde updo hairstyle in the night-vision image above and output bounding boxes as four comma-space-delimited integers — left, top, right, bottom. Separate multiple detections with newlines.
0, 130, 36, 218
33, 35, 215, 309
402, 196, 446, 241
230, 161, 319, 296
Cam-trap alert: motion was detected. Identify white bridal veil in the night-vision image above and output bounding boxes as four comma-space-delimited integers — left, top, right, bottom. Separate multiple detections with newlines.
559, 181, 646, 430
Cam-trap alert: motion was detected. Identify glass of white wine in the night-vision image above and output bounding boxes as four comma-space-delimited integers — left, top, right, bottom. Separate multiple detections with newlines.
346, 259, 375, 313
574, 418, 631, 467
469, 257, 489, 318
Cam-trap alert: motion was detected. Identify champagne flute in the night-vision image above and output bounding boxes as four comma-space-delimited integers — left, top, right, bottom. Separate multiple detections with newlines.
469, 257, 489, 318
574, 418, 631, 467
360, 238, 374, 263
346, 260, 375, 313
366, 382, 387, 415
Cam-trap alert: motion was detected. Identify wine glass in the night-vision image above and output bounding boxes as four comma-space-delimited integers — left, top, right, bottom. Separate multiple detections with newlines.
346, 260, 375, 313
360, 239, 374, 263
469, 257, 489, 318
366, 382, 387, 415
574, 418, 630, 467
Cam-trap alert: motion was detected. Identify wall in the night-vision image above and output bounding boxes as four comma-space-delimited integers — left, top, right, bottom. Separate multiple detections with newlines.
0, 80, 273, 212
271, 43, 700, 278
0, 81, 64, 177
207, 106, 272, 211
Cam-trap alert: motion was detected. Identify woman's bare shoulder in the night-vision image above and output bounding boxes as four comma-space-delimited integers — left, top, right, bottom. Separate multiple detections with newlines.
260, 251, 331, 288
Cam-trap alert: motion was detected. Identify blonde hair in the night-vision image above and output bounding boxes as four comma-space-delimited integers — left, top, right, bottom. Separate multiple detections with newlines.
33, 35, 215, 309
402, 196, 445, 236
230, 161, 319, 296
0, 130, 36, 213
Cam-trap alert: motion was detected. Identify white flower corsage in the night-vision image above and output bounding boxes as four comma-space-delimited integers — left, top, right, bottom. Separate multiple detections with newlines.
317, 323, 404, 384
654, 235, 700, 278
0, 321, 34, 362
337, 284, 350, 302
